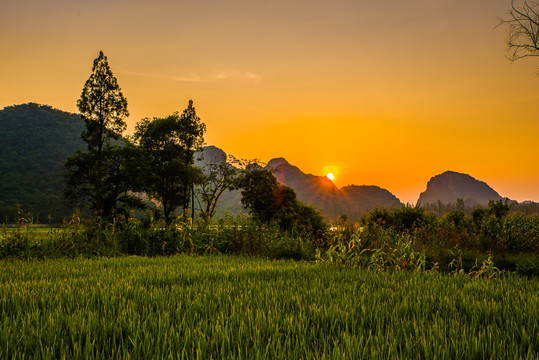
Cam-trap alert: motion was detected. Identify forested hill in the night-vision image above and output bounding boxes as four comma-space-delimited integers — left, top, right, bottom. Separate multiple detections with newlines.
0, 103, 85, 222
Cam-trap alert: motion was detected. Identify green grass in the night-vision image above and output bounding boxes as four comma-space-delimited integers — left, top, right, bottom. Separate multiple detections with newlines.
1, 226, 64, 237
0, 255, 537, 359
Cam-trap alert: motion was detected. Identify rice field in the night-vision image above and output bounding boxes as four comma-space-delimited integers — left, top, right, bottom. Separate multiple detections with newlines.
0, 255, 537, 359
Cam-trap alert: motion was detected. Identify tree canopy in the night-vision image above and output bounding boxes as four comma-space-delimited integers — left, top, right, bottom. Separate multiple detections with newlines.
66, 51, 130, 218
238, 169, 327, 238
133, 103, 205, 223
78, 51, 128, 149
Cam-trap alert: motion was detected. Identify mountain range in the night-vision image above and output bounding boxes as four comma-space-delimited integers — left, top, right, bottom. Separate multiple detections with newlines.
0, 103, 531, 222
268, 157, 401, 220
199, 147, 511, 221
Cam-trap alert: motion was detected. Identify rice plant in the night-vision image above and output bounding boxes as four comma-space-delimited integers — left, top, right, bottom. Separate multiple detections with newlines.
0, 255, 537, 359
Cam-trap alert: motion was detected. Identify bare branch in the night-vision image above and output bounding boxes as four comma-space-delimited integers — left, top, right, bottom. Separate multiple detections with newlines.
499, 0, 539, 62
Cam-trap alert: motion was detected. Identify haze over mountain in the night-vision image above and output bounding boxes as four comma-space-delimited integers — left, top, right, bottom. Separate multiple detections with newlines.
269, 158, 402, 220
196, 148, 403, 220
417, 171, 503, 208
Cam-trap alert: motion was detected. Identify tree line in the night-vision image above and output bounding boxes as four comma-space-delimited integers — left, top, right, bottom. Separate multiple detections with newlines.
64, 51, 324, 236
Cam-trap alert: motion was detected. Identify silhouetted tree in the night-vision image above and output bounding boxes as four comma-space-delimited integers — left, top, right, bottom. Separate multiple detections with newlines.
238, 169, 326, 238
197, 155, 244, 220
178, 100, 206, 213
239, 169, 282, 223
65, 143, 146, 217
499, 0, 539, 61
66, 51, 129, 217
133, 112, 204, 223
487, 200, 511, 219
456, 198, 465, 212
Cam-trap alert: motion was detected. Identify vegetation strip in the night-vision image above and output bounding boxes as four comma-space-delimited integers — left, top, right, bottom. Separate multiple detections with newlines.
0, 255, 537, 359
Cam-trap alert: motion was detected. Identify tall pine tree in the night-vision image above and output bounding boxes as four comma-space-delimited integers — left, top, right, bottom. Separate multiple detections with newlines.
66, 51, 129, 217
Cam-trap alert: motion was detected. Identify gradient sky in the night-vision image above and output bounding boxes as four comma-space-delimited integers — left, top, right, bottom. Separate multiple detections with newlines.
2, 0, 538, 204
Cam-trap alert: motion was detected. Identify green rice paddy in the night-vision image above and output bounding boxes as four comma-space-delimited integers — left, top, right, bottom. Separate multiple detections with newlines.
0, 255, 537, 359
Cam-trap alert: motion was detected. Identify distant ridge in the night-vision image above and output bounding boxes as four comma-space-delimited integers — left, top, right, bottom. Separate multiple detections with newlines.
269, 158, 402, 220
2, 102, 533, 222
195, 152, 403, 220
417, 170, 502, 208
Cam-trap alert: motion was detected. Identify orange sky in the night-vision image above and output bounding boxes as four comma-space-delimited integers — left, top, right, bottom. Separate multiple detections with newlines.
2, 0, 538, 203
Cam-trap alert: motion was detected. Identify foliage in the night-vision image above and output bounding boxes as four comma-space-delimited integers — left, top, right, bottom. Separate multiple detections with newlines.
238, 169, 283, 223
66, 51, 129, 217
196, 155, 243, 220
363, 204, 434, 233
64, 144, 146, 217
132, 108, 205, 223
0, 103, 85, 223
275, 200, 327, 241
360, 201, 539, 257
0, 255, 537, 359
348, 202, 539, 275
469, 255, 502, 279
487, 199, 511, 219
315, 233, 365, 267
177, 100, 206, 155
77, 51, 128, 151
312, 199, 539, 276
366, 233, 427, 272
2, 202, 539, 276
0, 215, 315, 261
177, 100, 206, 212
238, 169, 327, 239
318, 228, 428, 272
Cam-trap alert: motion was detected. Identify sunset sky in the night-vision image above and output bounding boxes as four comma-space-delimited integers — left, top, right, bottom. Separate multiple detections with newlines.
2, 0, 538, 204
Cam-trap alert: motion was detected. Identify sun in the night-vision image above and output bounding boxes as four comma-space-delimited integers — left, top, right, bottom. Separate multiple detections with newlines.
326, 173, 334, 181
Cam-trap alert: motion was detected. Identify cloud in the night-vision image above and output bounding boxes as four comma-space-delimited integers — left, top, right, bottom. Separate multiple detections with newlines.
171, 70, 262, 84
119, 67, 263, 85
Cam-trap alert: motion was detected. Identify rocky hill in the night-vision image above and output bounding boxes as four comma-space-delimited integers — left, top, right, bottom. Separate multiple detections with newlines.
194, 151, 403, 221
417, 171, 502, 208
195, 146, 243, 217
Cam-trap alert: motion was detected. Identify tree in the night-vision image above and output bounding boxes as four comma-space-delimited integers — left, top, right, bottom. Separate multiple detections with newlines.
65, 143, 146, 217
197, 155, 243, 220
238, 169, 327, 238
487, 200, 511, 219
66, 51, 129, 217
178, 100, 206, 212
499, 0, 539, 61
133, 112, 204, 224
178, 100, 206, 155
239, 169, 283, 223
